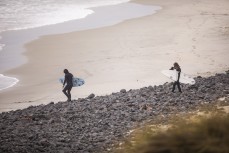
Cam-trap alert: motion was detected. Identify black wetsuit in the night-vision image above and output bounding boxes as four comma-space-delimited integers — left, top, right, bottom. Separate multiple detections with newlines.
62, 72, 73, 101
170, 67, 182, 92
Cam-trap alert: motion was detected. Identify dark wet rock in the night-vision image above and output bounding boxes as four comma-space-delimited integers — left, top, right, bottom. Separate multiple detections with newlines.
0, 70, 229, 153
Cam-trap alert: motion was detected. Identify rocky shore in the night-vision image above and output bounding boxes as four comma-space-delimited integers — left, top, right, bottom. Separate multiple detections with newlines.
0, 70, 229, 153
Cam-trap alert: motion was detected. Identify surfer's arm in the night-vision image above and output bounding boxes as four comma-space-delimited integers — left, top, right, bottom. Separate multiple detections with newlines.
170, 67, 174, 70
63, 76, 66, 87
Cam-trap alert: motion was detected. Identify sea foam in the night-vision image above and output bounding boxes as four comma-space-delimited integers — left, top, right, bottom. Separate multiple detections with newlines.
0, 74, 19, 90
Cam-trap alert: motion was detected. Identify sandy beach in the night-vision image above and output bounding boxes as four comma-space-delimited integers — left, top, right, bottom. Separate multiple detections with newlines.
1, 0, 229, 112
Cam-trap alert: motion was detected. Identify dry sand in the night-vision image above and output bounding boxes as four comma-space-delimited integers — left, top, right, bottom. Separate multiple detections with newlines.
1, 0, 229, 112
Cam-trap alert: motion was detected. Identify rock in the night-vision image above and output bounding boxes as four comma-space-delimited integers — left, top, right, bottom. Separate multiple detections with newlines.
218, 97, 226, 101
40, 139, 50, 147
87, 93, 95, 99
139, 104, 152, 111
226, 70, 229, 74
120, 89, 126, 93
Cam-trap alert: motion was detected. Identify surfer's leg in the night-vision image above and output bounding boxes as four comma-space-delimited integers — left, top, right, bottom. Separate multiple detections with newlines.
67, 86, 72, 101
66, 90, 71, 101
177, 82, 182, 92
172, 82, 177, 92
63, 85, 72, 101
62, 86, 69, 99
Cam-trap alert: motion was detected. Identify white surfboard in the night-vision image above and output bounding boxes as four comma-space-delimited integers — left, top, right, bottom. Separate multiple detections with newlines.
161, 70, 195, 85
59, 77, 85, 87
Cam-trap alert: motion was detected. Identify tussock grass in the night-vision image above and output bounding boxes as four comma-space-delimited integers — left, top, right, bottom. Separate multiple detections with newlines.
114, 110, 229, 153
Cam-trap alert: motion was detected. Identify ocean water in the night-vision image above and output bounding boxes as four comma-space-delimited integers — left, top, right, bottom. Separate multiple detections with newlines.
0, 0, 130, 32
0, 0, 161, 91
0, 0, 130, 90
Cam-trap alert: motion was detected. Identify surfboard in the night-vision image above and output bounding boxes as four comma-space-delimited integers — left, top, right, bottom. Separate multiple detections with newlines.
59, 77, 85, 87
161, 70, 195, 85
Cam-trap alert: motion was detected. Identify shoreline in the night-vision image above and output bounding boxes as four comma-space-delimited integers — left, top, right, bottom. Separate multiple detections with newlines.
0, 2, 160, 73
0, 1, 161, 112
1, 0, 229, 112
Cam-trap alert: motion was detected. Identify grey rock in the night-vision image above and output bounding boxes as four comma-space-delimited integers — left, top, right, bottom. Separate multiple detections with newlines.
120, 89, 126, 93
88, 93, 95, 99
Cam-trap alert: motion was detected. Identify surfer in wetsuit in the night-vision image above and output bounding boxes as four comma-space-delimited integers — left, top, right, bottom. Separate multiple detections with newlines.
170, 62, 182, 93
62, 69, 73, 101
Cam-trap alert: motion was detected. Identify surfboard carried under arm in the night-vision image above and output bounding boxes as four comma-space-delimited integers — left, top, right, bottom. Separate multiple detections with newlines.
161, 70, 195, 85
59, 77, 85, 87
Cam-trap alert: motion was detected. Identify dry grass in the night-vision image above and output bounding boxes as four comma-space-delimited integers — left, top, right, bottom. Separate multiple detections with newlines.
114, 106, 229, 153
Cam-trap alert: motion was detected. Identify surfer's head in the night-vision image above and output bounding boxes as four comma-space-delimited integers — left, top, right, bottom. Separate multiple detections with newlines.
173, 62, 180, 68
174, 62, 180, 68
63, 69, 69, 74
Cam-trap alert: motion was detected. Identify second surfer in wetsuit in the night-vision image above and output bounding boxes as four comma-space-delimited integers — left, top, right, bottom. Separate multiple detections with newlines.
170, 62, 182, 93
62, 69, 73, 101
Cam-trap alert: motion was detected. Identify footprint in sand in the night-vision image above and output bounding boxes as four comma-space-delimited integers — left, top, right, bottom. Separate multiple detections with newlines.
191, 45, 201, 57
165, 53, 170, 55
82, 69, 93, 78
209, 59, 215, 66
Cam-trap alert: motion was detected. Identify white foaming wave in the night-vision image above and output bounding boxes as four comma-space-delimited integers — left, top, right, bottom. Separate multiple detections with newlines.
79, 0, 130, 8
0, 0, 130, 32
0, 36, 5, 52
0, 43, 5, 51
0, 74, 19, 91
0, 7, 94, 32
